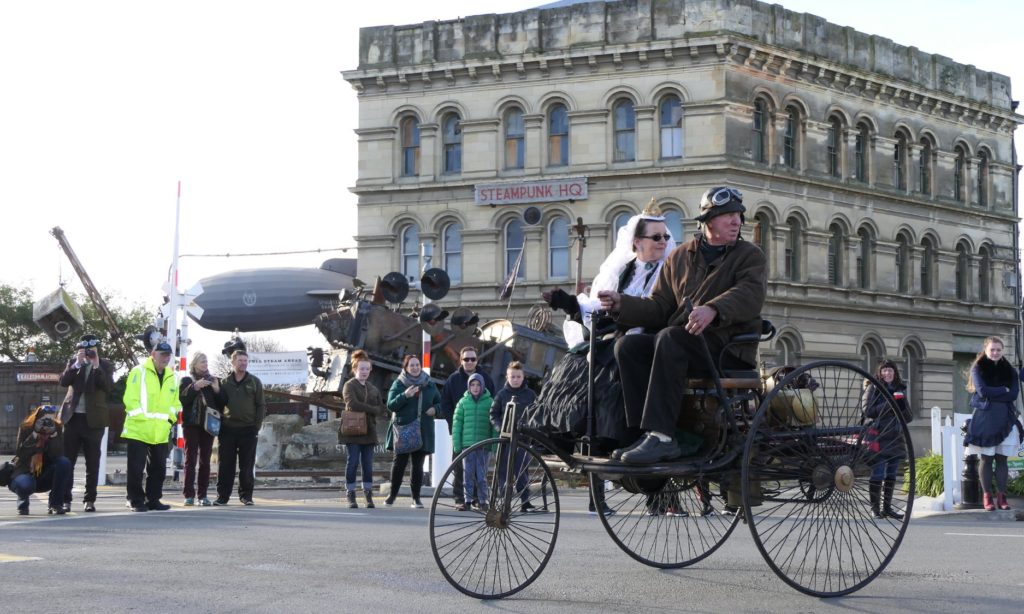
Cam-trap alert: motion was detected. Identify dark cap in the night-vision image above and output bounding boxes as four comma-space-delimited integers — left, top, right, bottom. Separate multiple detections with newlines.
153, 341, 173, 354
76, 334, 101, 349
696, 186, 746, 223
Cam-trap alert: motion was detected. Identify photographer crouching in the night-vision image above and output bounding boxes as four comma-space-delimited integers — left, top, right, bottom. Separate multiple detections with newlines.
8, 405, 71, 516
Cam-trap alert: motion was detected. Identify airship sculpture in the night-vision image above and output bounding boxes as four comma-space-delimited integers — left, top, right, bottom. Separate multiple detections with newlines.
187, 258, 357, 332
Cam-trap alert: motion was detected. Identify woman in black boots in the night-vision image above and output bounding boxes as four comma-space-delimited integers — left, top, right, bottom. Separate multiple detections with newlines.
861, 360, 913, 520
340, 350, 386, 509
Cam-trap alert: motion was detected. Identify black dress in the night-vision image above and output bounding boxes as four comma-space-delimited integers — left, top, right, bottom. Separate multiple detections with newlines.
521, 260, 658, 450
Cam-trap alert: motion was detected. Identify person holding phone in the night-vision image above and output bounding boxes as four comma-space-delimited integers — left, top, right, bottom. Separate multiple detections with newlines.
384, 354, 440, 508
58, 333, 114, 513
178, 351, 222, 506
861, 360, 913, 519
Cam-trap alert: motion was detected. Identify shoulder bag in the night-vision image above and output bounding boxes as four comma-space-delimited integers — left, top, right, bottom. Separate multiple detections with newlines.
392, 417, 422, 454
341, 410, 368, 437
204, 406, 222, 436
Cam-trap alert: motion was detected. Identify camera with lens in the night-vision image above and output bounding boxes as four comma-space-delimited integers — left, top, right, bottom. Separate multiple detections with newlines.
85, 349, 97, 359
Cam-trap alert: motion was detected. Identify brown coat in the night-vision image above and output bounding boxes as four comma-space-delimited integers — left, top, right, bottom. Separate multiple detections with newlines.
617, 234, 767, 366
339, 378, 386, 445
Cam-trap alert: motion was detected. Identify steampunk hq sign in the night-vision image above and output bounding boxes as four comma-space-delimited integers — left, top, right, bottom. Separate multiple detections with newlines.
474, 177, 588, 205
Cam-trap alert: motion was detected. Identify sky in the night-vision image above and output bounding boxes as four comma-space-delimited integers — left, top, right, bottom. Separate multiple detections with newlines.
1, 0, 1021, 361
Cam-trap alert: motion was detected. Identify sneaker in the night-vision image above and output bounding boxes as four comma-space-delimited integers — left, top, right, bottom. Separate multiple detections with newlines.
48, 506, 66, 515
454, 502, 468, 512
184, 498, 195, 506
411, 499, 424, 509
384, 495, 396, 507
147, 501, 171, 511
212, 498, 229, 506
198, 498, 212, 507
61, 502, 72, 514
520, 501, 536, 513
83, 502, 96, 513
130, 504, 148, 512
240, 498, 255, 506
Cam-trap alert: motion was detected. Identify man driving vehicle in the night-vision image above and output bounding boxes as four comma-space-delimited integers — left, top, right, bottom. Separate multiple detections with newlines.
598, 186, 767, 464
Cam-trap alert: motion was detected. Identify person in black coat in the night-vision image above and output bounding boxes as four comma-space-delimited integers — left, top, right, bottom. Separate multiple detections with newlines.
58, 333, 115, 513
963, 336, 1023, 511
178, 352, 223, 506
489, 362, 540, 512
861, 360, 912, 520
8, 405, 70, 516
440, 346, 496, 507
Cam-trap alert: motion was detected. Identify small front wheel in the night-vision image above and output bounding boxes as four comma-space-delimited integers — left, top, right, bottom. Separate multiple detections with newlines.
429, 437, 560, 599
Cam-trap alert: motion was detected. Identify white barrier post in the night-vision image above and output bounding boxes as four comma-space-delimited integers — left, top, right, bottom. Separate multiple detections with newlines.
941, 416, 955, 511
930, 406, 942, 455
97, 427, 109, 486
432, 420, 452, 490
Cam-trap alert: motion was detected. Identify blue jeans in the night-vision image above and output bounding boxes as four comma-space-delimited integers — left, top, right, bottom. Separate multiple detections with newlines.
871, 456, 900, 481
462, 448, 490, 505
9, 456, 71, 510
345, 443, 375, 492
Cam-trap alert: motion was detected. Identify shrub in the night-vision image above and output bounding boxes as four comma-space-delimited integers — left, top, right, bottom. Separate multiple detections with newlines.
906, 453, 943, 497
1008, 473, 1024, 497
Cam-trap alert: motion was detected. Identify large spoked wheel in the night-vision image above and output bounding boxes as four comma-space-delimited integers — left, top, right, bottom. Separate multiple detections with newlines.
592, 472, 740, 568
742, 360, 915, 597
429, 437, 560, 599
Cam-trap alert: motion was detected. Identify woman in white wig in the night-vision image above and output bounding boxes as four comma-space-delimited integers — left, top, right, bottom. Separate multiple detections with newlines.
527, 199, 676, 453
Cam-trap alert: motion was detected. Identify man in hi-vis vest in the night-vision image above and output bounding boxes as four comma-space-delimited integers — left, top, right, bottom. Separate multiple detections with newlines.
122, 341, 181, 512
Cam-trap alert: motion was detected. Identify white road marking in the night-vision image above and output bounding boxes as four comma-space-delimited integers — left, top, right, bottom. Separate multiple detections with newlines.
944, 532, 1024, 538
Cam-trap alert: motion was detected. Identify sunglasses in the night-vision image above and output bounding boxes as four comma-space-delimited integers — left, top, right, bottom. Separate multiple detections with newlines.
708, 187, 743, 207
640, 233, 671, 242
462, 357, 477, 362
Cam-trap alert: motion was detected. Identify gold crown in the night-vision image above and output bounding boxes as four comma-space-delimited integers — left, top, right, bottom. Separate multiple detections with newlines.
641, 198, 662, 218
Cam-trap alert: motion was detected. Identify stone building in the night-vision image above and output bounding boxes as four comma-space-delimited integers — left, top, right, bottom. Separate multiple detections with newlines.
342, 0, 1022, 443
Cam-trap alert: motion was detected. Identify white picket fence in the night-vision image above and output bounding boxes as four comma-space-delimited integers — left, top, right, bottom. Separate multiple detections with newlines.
930, 407, 969, 512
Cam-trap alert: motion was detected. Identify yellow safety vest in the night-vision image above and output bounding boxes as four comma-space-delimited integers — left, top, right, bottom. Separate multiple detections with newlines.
122, 358, 181, 445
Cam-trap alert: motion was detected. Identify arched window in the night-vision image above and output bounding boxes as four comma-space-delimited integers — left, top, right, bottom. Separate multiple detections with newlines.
753, 212, 771, 259
662, 209, 684, 245
977, 150, 989, 206
828, 223, 844, 287
785, 218, 802, 281
918, 138, 932, 196
504, 108, 525, 170
442, 222, 462, 285
954, 145, 967, 203
856, 227, 872, 290
783, 106, 800, 169
896, 233, 911, 293
659, 94, 683, 159
504, 219, 525, 280
827, 116, 842, 178
854, 122, 870, 183
400, 116, 420, 177
400, 224, 420, 281
442, 113, 461, 175
901, 342, 922, 415
860, 337, 886, 373
920, 238, 935, 296
775, 333, 800, 368
613, 99, 636, 162
548, 104, 569, 167
955, 243, 970, 301
893, 131, 908, 191
612, 211, 632, 241
752, 98, 768, 164
978, 246, 991, 303
548, 216, 570, 279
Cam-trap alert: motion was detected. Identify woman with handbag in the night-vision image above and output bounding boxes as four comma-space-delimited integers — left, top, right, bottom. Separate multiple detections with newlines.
179, 352, 222, 506
339, 349, 386, 509
964, 336, 1022, 511
861, 360, 912, 520
384, 354, 440, 508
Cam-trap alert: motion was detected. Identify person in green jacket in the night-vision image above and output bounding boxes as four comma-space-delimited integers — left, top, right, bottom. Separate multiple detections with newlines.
122, 342, 181, 512
384, 354, 440, 509
453, 373, 496, 511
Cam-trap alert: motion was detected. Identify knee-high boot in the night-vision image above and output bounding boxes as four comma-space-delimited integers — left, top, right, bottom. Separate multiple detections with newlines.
882, 479, 903, 520
869, 480, 882, 519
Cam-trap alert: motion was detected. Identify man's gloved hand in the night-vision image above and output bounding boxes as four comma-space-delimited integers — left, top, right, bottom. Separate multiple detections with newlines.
542, 288, 575, 313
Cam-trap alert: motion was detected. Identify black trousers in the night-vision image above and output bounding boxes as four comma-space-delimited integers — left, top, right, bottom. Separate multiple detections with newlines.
389, 450, 427, 500
125, 440, 168, 506
63, 413, 105, 504
615, 327, 730, 436
217, 425, 259, 501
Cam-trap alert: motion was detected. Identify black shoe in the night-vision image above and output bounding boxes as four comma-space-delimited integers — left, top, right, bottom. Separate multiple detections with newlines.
347, 491, 359, 509
147, 501, 171, 511
130, 504, 148, 512
364, 491, 375, 509
520, 501, 536, 513
610, 438, 645, 461
61, 502, 72, 514
83, 502, 96, 513
48, 506, 66, 515
212, 498, 229, 506
240, 498, 255, 506
17, 507, 29, 516
621, 435, 681, 465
